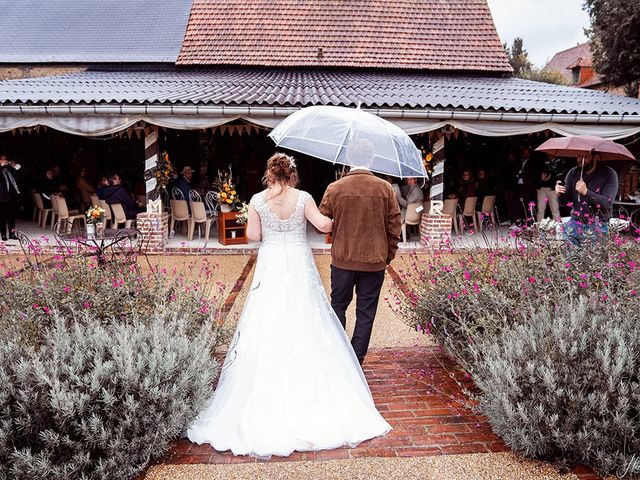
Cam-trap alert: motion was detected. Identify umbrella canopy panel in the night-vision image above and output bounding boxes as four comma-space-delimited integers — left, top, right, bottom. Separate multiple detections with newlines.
535, 135, 636, 161
269, 106, 426, 178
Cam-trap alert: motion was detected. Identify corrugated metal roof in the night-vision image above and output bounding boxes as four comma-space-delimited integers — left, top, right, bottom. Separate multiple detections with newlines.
0, 0, 193, 63
1, 68, 639, 116
178, 0, 512, 72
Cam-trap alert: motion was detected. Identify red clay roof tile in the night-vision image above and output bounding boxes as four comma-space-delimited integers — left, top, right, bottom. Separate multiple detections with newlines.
177, 0, 512, 72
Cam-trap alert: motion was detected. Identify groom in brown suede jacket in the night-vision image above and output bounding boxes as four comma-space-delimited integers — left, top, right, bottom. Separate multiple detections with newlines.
319, 139, 402, 364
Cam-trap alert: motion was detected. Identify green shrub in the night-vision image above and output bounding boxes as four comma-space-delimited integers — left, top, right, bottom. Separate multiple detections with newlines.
393, 233, 640, 476
475, 298, 640, 477
0, 314, 219, 480
0, 255, 225, 479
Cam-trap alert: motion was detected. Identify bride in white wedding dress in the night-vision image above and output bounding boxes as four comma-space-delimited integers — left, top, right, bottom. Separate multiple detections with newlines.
187, 153, 391, 458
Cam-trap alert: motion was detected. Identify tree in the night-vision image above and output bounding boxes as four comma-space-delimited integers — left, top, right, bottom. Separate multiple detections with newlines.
505, 38, 566, 86
520, 67, 567, 86
505, 37, 532, 76
585, 0, 640, 97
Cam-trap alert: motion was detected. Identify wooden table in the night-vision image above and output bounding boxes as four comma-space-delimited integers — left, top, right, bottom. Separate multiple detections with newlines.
217, 211, 248, 245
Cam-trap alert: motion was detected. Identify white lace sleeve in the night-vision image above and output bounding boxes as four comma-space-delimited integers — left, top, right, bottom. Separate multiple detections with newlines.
299, 190, 313, 206
250, 192, 265, 217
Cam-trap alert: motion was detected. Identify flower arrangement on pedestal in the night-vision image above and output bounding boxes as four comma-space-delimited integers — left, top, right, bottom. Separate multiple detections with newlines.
154, 151, 175, 196
236, 202, 249, 224
213, 165, 243, 212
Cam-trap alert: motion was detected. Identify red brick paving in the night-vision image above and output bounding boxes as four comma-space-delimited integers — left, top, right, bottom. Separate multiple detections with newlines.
152, 346, 508, 468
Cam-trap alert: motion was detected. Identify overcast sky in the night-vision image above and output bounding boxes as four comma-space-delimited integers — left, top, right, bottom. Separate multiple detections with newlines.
486, 0, 590, 67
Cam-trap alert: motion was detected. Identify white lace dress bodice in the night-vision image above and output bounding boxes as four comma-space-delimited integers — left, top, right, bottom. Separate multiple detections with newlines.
249, 189, 310, 248
187, 189, 390, 459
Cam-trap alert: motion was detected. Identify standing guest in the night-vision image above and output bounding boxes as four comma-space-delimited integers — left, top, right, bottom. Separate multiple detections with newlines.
101, 173, 138, 219
555, 151, 618, 244
75, 167, 96, 210
515, 147, 537, 224
0, 154, 21, 241
536, 158, 561, 223
175, 165, 194, 200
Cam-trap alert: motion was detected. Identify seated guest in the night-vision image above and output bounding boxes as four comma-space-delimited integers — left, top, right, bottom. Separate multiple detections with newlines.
397, 177, 425, 220
40, 169, 60, 208
101, 173, 138, 219
383, 175, 403, 205
174, 165, 194, 200
457, 169, 477, 207
96, 176, 109, 199
75, 167, 96, 210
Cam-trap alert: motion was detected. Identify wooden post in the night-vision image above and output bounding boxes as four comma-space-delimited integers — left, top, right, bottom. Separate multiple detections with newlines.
138, 125, 168, 253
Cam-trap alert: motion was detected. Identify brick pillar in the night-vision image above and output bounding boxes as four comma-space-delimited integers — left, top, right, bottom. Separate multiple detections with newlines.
137, 212, 169, 254
420, 213, 453, 249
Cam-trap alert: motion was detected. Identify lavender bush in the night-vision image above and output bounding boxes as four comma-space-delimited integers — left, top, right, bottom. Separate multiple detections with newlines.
393, 231, 640, 476
0, 255, 226, 479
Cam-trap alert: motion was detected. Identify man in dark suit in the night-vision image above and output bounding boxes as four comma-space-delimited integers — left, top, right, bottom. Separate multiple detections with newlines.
0, 154, 21, 241
319, 139, 402, 365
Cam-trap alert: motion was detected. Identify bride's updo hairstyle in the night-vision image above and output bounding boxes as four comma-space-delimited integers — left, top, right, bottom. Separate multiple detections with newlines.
262, 153, 299, 188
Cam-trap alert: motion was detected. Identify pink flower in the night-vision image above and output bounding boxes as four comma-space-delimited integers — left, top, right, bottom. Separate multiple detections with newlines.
567, 202, 574, 207
564, 262, 571, 268
63, 286, 71, 293
631, 290, 638, 296
32, 303, 39, 309
528, 277, 536, 284
579, 282, 588, 289
42, 307, 51, 315
463, 271, 471, 281
82, 301, 91, 309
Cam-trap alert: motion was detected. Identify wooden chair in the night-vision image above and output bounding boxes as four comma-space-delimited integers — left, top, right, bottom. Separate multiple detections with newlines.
56, 196, 85, 233
110, 203, 135, 228
50, 195, 60, 230
401, 202, 423, 243
457, 196, 478, 234
442, 198, 459, 235
98, 199, 113, 228
170, 199, 190, 236
476, 195, 497, 231
188, 200, 214, 241
33, 193, 52, 229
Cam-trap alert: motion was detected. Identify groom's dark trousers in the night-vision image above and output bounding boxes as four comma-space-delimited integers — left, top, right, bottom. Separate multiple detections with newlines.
331, 266, 385, 363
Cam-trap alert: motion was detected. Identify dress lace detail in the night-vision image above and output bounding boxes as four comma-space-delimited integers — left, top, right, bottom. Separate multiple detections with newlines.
187, 189, 390, 459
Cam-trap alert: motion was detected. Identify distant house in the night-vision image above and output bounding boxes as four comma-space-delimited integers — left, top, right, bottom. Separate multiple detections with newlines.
545, 42, 624, 94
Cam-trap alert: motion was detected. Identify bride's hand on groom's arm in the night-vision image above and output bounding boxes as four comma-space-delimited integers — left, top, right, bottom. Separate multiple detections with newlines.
305, 198, 333, 233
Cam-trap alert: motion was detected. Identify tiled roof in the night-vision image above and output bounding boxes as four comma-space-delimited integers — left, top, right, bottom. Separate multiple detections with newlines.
1, 69, 639, 117
177, 0, 512, 72
0, 0, 193, 63
545, 42, 594, 83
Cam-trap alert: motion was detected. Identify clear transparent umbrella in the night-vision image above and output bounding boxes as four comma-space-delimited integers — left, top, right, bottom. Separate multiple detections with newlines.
268, 105, 426, 178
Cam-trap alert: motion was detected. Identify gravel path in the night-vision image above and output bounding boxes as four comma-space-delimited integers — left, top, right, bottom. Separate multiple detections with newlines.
144, 452, 578, 480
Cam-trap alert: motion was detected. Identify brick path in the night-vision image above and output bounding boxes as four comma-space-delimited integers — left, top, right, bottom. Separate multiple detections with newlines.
143, 258, 602, 480
155, 346, 506, 466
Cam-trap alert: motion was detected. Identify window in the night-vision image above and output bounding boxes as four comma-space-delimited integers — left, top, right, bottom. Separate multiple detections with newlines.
571, 68, 580, 85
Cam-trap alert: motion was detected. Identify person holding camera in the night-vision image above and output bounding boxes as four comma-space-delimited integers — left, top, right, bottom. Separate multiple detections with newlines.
555, 151, 618, 243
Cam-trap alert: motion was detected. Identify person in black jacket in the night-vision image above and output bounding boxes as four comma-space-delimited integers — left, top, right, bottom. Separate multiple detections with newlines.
0, 154, 21, 241
101, 173, 138, 219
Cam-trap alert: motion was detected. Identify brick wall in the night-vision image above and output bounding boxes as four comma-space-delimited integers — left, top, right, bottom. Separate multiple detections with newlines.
136, 212, 169, 254
419, 213, 453, 249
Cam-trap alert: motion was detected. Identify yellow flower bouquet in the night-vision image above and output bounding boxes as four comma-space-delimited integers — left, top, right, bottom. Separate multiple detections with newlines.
85, 205, 105, 224
213, 166, 243, 211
